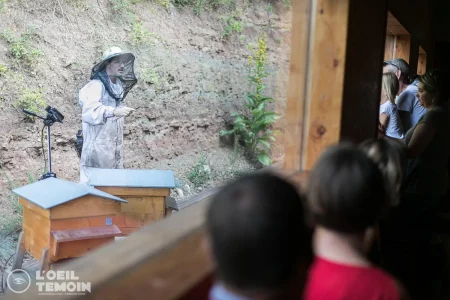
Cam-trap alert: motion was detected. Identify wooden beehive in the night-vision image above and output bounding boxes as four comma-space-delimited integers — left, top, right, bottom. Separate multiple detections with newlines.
12, 177, 127, 263
87, 168, 175, 235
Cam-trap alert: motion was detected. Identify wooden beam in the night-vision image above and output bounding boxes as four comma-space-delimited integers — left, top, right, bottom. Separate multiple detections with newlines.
283, 0, 312, 172
302, 0, 350, 169
339, 0, 388, 145
386, 12, 409, 36
384, 35, 395, 61
393, 35, 411, 63
408, 36, 419, 75
417, 53, 427, 75
284, 0, 388, 171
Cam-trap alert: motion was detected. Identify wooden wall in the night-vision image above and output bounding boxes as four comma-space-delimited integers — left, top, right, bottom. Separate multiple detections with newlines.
388, 0, 434, 66
21, 206, 50, 261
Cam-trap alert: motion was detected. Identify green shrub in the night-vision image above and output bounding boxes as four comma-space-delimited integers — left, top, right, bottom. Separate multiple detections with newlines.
0, 64, 7, 76
131, 20, 156, 46
187, 152, 211, 186
220, 33, 279, 166
222, 11, 243, 37
15, 89, 47, 119
2, 30, 42, 67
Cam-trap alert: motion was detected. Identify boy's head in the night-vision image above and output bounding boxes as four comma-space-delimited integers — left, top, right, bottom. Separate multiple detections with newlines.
359, 138, 405, 206
307, 144, 389, 234
205, 173, 311, 294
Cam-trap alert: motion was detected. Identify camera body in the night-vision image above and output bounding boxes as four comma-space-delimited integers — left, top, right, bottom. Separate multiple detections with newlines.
46, 106, 64, 123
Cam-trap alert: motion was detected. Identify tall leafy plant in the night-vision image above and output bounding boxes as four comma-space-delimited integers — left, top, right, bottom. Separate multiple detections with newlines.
220, 33, 279, 166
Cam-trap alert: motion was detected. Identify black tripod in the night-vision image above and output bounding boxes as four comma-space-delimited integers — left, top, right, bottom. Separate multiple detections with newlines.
23, 106, 64, 180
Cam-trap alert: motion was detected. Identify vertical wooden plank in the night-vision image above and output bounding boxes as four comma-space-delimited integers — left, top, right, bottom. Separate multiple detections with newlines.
283, 0, 312, 172
303, 0, 350, 169
339, 0, 388, 145
408, 36, 419, 75
393, 35, 411, 63
284, 0, 388, 171
417, 53, 427, 75
384, 35, 395, 61
22, 207, 50, 261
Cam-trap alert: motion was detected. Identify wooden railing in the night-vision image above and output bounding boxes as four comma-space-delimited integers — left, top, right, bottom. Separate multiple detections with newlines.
8, 164, 306, 300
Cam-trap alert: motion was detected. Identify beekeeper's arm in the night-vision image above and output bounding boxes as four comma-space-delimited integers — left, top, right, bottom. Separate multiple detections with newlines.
79, 80, 115, 125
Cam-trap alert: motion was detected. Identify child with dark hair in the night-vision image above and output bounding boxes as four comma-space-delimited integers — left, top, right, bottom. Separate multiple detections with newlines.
205, 173, 312, 300
304, 144, 408, 300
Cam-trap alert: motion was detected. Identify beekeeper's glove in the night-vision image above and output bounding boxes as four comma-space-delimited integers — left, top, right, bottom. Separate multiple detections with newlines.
113, 106, 135, 118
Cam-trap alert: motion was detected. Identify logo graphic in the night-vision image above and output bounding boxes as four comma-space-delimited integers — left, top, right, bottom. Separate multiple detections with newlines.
7, 269, 31, 294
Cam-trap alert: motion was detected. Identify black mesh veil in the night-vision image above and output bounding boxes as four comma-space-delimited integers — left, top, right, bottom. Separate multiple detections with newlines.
90, 52, 137, 101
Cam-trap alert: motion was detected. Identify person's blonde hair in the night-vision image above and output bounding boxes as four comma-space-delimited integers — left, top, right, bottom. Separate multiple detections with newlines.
382, 72, 400, 104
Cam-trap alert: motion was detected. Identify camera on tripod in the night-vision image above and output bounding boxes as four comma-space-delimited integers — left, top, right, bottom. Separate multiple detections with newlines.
23, 106, 64, 180
45, 106, 64, 124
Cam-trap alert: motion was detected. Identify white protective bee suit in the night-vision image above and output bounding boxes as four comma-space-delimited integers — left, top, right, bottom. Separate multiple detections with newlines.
79, 47, 137, 183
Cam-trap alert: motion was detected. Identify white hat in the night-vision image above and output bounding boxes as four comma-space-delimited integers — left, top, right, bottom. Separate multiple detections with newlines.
92, 46, 134, 73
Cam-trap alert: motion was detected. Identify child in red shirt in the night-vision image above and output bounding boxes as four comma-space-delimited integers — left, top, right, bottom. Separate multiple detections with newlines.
303, 144, 409, 300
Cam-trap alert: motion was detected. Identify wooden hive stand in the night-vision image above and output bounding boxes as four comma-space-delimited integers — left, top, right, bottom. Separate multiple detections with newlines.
11, 177, 127, 272
87, 168, 176, 235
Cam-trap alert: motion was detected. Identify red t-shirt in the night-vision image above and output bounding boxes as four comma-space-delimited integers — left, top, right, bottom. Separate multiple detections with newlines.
304, 257, 400, 300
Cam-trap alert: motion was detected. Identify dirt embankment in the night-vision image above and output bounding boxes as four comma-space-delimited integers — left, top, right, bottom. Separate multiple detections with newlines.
0, 0, 291, 196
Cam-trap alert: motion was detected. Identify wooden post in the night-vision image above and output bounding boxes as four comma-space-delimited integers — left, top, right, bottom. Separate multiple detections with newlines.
340, 0, 388, 146
417, 53, 427, 75
417, 46, 427, 75
409, 37, 419, 75
393, 35, 411, 63
284, 0, 389, 171
283, 0, 313, 172
384, 35, 395, 61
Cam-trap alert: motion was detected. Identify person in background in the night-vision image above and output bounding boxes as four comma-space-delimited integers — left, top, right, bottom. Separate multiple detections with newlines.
383, 58, 426, 131
379, 72, 404, 139
78, 47, 137, 183
359, 138, 405, 266
304, 144, 408, 300
205, 173, 312, 300
380, 69, 450, 298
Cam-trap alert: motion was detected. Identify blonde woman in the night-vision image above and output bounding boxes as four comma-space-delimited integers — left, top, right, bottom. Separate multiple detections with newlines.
379, 72, 404, 139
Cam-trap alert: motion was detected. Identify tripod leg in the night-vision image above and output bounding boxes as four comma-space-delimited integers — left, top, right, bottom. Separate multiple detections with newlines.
12, 231, 25, 270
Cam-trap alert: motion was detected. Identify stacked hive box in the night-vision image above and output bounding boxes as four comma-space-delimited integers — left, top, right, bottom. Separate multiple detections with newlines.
87, 169, 175, 235
12, 178, 127, 266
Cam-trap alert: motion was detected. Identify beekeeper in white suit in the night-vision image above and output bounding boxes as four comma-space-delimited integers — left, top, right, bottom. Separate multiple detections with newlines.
79, 47, 137, 183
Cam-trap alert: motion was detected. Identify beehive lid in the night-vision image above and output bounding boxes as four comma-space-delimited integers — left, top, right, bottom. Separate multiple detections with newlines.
12, 177, 127, 210
87, 168, 176, 188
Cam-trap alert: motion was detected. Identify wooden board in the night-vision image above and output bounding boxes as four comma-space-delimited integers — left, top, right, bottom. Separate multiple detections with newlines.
120, 196, 165, 216
117, 211, 163, 231
49, 196, 121, 220
384, 35, 395, 61
393, 35, 411, 63
52, 225, 122, 243
408, 37, 419, 75
283, 0, 312, 172
417, 53, 427, 75
22, 207, 50, 261
50, 215, 126, 230
386, 12, 409, 35
303, 0, 349, 169
19, 197, 50, 219
51, 225, 121, 257
51, 237, 115, 262
95, 186, 170, 197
